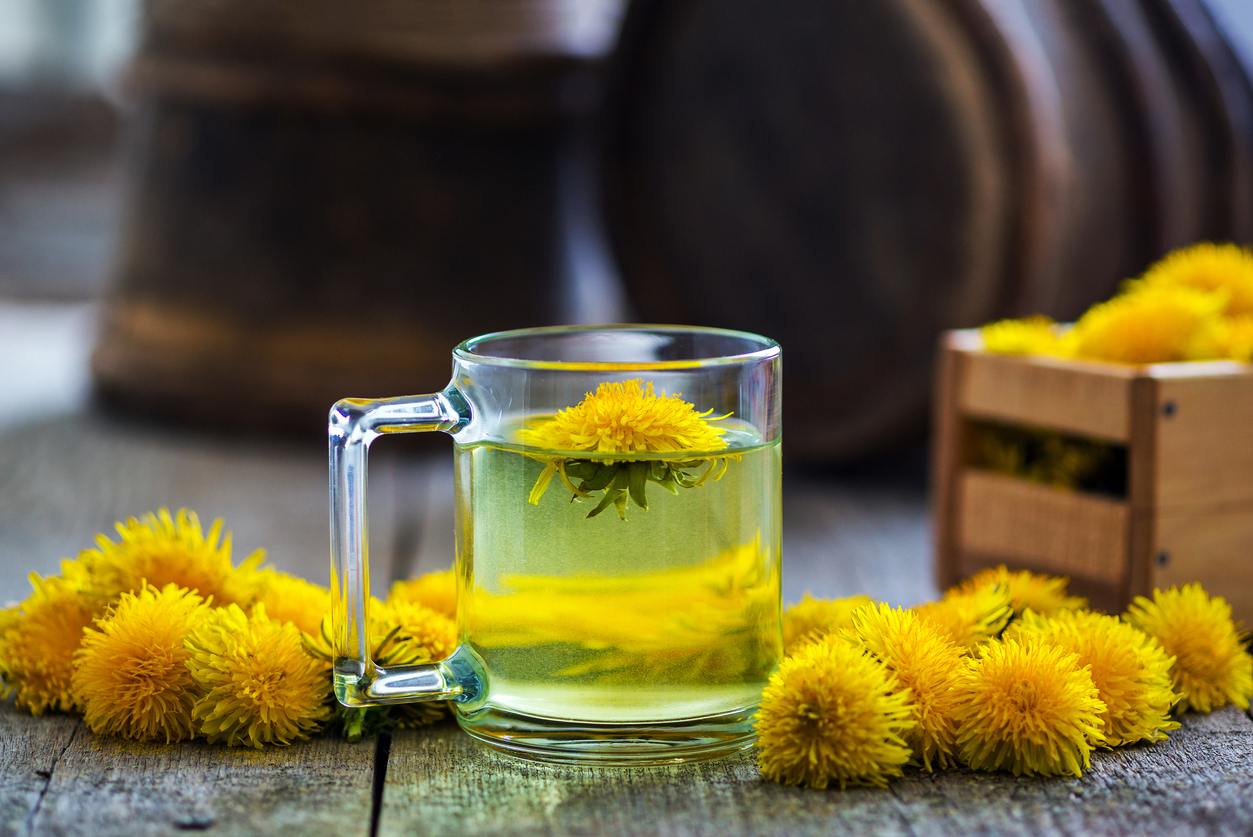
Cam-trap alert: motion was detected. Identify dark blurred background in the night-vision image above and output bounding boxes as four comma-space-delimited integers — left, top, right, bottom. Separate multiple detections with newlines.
2, 0, 1252, 460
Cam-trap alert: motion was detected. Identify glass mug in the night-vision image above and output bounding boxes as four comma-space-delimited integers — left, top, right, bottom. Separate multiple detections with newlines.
329, 325, 782, 764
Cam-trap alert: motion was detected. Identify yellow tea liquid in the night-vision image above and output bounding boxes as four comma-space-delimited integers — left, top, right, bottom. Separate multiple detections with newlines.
454, 427, 781, 730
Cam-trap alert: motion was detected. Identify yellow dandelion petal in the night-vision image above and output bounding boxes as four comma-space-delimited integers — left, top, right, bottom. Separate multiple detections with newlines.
914, 585, 1013, 652
952, 565, 1086, 618
1069, 284, 1227, 364
185, 603, 331, 747
846, 603, 965, 771
1124, 584, 1253, 713
72, 583, 207, 742
755, 638, 915, 789
952, 637, 1105, 777
1006, 609, 1179, 746
1191, 314, 1253, 362
782, 594, 873, 656
253, 572, 330, 636
388, 569, 457, 620
0, 574, 95, 715
1135, 241, 1253, 317
517, 380, 729, 456
71, 508, 267, 608
981, 316, 1070, 356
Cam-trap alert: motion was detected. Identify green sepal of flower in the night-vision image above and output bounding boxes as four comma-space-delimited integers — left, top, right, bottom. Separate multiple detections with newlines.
527, 456, 734, 521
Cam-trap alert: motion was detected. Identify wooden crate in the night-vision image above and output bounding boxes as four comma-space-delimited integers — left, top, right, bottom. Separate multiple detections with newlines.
933, 330, 1253, 626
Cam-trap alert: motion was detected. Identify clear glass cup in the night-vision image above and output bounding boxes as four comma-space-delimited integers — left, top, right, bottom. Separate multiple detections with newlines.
329, 325, 782, 765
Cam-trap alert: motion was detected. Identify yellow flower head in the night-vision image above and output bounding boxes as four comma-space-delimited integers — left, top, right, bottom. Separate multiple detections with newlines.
0, 574, 95, 715
846, 603, 965, 771
755, 638, 915, 789
253, 572, 330, 636
953, 637, 1105, 776
517, 380, 729, 455
373, 599, 458, 665
72, 584, 207, 742
1135, 241, 1253, 316
1006, 609, 1179, 745
72, 509, 266, 608
1069, 284, 1227, 364
951, 565, 1086, 618
782, 594, 873, 656
914, 585, 1013, 652
1124, 584, 1253, 713
388, 568, 457, 620
1191, 314, 1253, 362
185, 604, 331, 747
981, 316, 1070, 356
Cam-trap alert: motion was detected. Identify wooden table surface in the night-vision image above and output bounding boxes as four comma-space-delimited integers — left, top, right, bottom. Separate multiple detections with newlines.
2, 303, 1252, 837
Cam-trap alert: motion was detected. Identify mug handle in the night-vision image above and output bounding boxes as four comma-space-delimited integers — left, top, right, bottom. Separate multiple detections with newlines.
328, 388, 481, 708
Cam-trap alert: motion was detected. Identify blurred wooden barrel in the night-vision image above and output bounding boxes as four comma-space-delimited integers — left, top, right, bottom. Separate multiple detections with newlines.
600, 0, 1253, 462
93, 0, 626, 432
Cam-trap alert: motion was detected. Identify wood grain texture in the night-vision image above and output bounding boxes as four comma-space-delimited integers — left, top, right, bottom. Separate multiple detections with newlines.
379, 708, 1253, 837
1154, 367, 1253, 509
1155, 505, 1253, 627
0, 701, 79, 837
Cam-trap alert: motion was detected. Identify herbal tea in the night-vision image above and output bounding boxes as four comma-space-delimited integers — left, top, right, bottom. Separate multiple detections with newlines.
456, 426, 781, 728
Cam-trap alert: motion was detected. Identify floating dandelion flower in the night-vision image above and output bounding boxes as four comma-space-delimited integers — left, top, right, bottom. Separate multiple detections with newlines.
518, 380, 733, 520
755, 638, 915, 789
388, 568, 457, 619
1068, 284, 1226, 364
914, 585, 1013, 652
185, 604, 331, 747
1125, 584, 1253, 713
254, 572, 330, 636
1134, 241, 1253, 317
72, 584, 206, 742
1006, 609, 1179, 746
952, 637, 1105, 777
782, 594, 873, 656
846, 603, 964, 771
0, 574, 95, 715
73, 509, 266, 608
981, 316, 1070, 356
951, 566, 1086, 618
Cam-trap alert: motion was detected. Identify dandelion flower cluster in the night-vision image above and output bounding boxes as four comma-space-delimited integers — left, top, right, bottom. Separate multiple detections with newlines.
1125, 584, 1253, 713
981, 316, 1067, 356
1069, 285, 1226, 364
952, 565, 1086, 617
1136, 240, 1253, 316
782, 593, 873, 655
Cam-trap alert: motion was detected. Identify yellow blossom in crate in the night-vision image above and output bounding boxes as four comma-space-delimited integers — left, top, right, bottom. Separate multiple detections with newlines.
980, 316, 1070, 356
73, 508, 266, 608
914, 585, 1013, 652
1125, 584, 1253, 713
254, 572, 330, 636
72, 584, 206, 742
0, 575, 95, 715
846, 603, 964, 771
951, 565, 1086, 618
1068, 284, 1227, 364
185, 604, 331, 747
952, 637, 1105, 776
1007, 610, 1179, 745
782, 593, 873, 656
1191, 314, 1253, 362
1134, 241, 1253, 316
755, 638, 915, 789
389, 568, 457, 620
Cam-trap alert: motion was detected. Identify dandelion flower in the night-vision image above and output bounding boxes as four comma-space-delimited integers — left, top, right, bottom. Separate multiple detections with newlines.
73, 509, 266, 608
914, 585, 1013, 652
185, 604, 331, 747
981, 316, 1069, 356
254, 572, 330, 635
388, 569, 457, 619
1069, 284, 1226, 364
1125, 584, 1253, 713
1135, 241, 1253, 316
374, 599, 458, 664
952, 637, 1105, 776
846, 603, 964, 770
1191, 314, 1253, 362
782, 594, 873, 656
951, 565, 1086, 617
755, 638, 915, 789
72, 584, 207, 742
0, 575, 95, 714
1007, 609, 1179, 745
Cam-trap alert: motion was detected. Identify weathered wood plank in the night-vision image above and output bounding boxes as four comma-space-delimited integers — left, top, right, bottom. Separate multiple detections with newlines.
0, 701, 80, 837
379, 708, 1253, 837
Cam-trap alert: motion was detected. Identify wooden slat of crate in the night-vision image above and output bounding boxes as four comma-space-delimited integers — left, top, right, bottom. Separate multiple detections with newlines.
1155, 506, 1253, 628
957, 470, 1129, 584
1154, 364, 1253, 510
